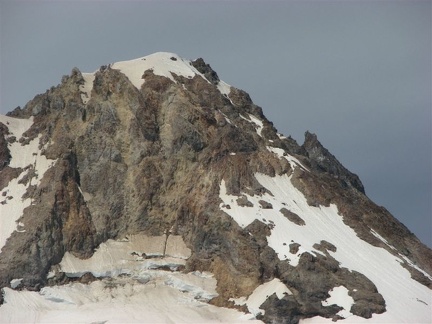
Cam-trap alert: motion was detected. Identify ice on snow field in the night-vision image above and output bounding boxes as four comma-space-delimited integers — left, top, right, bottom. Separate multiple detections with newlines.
219, 171, 431, 323
59, 234, 191, 277
0, 115, 56, 252
0, 279, 262, 324
0, 233, 264, 323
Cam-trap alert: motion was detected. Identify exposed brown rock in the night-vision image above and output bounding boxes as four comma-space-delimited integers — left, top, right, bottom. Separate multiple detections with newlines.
280, 208, 306, 226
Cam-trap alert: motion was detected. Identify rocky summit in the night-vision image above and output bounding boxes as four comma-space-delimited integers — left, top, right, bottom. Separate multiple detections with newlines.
0, 52, 431, 323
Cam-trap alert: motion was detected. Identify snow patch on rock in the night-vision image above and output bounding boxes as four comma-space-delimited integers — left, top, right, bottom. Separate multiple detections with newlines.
80, 72, 95, 104
266, 146, 309, 171
230, 278, 292, 316
112, 52, 204, 89
0, 115, 56, 253
322, 286, 354, 319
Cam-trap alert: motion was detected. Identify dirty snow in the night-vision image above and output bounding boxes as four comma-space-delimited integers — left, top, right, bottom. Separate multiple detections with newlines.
79, 72, 95, 104
219, 171, 432, 323
0, 278, 261, 324
59, 234, 191, 277
1, 233, 263, 323
0, 115, 56, 253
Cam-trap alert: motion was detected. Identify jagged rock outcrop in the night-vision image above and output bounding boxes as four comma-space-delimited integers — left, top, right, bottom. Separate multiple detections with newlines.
302, 131, 365, 193
0, 52, 430, 323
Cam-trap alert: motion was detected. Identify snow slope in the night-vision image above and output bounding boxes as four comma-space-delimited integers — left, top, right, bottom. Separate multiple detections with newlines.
219, 151, 432, 322
0, 115, 56, 252
0, 233, 263, 323
0, 279, 262, 324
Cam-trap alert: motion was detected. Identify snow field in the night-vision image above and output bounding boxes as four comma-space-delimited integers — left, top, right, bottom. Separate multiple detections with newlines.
371, 229, 432, 281
0, 115, 56, 253
219, 172, 432, 323
1, 233, 264, 323
0, 279, 262, 324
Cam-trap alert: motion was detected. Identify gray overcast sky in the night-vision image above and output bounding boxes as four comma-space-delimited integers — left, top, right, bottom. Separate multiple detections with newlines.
0, 0, 431, 247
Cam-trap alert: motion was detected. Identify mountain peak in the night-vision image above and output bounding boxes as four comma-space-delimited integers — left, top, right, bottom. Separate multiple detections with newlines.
0, 53, 431, 323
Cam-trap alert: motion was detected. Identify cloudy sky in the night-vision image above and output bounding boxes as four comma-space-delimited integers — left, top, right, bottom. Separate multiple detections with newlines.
0, 0, 430, 247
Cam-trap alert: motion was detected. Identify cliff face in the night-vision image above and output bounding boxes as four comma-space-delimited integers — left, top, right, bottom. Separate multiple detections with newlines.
0, 52, 430, 323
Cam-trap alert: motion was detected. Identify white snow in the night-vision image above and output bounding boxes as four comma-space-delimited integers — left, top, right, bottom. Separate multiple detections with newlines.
231, 278, 292, 316
216, 79, 234, 104
371, 229, 432, 281
0, 173, 33, 252
322, 286, 354, 319
0, 115, 56, 253
9, 279, 22, 289
217, 79, 232, 97
77, 52, 234, 103
111, 52, 206, 89
219, 172, 432, 323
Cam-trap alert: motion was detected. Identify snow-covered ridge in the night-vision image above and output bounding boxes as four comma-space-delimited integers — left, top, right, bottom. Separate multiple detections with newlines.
79, 52, 232, 105
219, 171, 431, 322
112, 52, 204, 88
0, 115, 56, 253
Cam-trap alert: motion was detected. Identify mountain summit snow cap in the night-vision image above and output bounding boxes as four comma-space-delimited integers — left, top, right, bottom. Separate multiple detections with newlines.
78, 52, 232, 106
